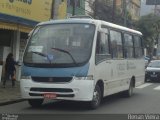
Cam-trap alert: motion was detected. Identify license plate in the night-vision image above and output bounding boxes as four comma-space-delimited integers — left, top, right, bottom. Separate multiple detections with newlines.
44, 93, 57, 99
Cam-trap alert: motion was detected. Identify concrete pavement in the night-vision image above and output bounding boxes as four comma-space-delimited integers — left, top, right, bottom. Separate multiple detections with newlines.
0, 80, 24, 106
0, 83, 160, 114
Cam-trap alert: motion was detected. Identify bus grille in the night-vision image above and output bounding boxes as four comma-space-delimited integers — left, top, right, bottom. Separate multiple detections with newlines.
30, 88, 73, 93
31, 77, 72, 83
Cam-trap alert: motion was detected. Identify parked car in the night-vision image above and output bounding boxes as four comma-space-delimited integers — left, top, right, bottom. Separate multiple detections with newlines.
145, 60, 160, 82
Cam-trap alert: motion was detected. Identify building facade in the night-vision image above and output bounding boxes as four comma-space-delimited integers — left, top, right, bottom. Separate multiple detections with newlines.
83, 0, 140, 26
115, 0, 141, 21
128, 0, 141, 21
53, 0, 67, 19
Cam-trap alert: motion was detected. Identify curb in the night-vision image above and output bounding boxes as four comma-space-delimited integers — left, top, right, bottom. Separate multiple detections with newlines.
0, 99, 26, 106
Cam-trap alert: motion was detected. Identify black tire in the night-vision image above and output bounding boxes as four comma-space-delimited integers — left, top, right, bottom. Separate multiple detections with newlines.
28, 99, 44, 108
123, 80, 134, 97
88, 84, 101, 109
145, 77, 150, 83
145, 76, 148, 82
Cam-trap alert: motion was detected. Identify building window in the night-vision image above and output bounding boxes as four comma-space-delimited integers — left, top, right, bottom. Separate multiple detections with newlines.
134, 36, 143, 58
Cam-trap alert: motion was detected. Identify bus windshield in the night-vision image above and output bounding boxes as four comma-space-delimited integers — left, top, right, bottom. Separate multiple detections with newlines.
23, 23, 95, 67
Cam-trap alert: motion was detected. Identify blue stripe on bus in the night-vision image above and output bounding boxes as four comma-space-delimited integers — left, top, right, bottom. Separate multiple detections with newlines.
21, 63, 90, 77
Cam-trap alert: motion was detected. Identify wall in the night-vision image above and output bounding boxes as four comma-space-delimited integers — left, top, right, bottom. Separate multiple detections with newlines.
0, 0, 52, 26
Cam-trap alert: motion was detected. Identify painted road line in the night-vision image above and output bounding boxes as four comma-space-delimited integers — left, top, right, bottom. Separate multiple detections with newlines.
154, 86, 160, 90
136, 83, 153, 89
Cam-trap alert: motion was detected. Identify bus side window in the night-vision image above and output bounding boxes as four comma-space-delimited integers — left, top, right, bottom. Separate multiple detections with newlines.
124, 33, 134, 58
134, 36, 143, 58
96, 32, 110, 64
110, 30, 123, 59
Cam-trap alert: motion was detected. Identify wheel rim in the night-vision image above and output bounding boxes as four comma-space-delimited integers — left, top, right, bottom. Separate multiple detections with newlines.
93, 88, 100, 105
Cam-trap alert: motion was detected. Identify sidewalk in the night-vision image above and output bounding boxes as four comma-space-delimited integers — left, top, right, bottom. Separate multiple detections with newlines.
0, 80, 24, 106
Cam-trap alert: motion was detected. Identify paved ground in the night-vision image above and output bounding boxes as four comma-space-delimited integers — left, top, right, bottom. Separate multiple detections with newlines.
0, 80, 22, 106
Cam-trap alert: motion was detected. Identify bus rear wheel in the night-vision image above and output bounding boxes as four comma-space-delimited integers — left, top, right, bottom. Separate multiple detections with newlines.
28, 99, 44, 108
123, 80, 134, 97
88, 84, 101, 109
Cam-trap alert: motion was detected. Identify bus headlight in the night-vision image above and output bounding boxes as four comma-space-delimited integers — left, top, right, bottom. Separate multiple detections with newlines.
21, 75, 31, 80
73, 75, 94, 80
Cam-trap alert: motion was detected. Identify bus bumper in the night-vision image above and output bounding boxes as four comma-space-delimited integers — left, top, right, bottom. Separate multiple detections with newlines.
20, 79, 95, 101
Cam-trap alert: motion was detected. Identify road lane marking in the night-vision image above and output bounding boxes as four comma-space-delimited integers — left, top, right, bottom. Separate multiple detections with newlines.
136, 83, 153, 89
154, 86, 160, 90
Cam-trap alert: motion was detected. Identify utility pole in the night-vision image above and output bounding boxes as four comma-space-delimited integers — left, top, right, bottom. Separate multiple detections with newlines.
51, 0, 55, 19
71, 0, 75, 16
124, 0, 127, 26
94, 0, 97, 19
112, 0, 116, 23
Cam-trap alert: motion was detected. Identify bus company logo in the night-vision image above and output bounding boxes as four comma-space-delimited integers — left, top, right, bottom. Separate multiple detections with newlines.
9, 0, 32, 5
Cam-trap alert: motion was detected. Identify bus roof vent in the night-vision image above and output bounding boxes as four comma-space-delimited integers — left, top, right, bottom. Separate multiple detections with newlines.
69, 15, 93, 19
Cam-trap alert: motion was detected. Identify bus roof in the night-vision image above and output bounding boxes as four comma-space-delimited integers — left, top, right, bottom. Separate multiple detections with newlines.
37, 18, 142, 36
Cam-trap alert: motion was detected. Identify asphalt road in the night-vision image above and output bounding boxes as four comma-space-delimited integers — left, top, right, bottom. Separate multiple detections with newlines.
0, 82, 160, 114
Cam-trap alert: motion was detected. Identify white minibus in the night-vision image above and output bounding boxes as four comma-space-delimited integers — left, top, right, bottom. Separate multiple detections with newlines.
20, 17, 145, 109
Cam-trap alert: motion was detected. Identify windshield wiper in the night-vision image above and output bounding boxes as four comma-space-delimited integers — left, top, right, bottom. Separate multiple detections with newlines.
31, 51, 51, 63
51, 48, 77, 65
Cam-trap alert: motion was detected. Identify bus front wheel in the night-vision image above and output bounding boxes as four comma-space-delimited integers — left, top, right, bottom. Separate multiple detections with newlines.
88, 84, 101, 109
28, 99, 44, 108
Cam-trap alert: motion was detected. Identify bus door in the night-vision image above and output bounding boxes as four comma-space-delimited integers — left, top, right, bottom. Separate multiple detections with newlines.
95, 30, 112, 96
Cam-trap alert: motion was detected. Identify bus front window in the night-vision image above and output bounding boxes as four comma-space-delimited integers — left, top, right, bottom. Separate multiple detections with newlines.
23, 24, 95, 67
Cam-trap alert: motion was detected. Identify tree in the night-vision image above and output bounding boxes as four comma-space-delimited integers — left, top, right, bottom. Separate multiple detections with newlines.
86, 0, 132, 27
136, 14, 160, 59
